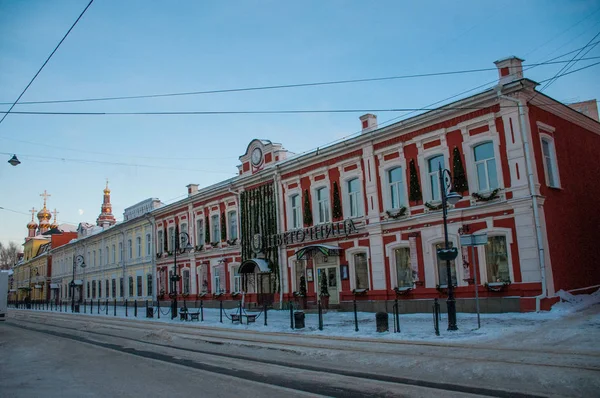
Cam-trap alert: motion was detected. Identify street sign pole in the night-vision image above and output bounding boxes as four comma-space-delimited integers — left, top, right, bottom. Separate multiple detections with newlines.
460, 233, 487, 330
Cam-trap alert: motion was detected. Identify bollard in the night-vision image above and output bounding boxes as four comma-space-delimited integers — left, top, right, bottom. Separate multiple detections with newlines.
106, 300, 109, 315
134, 300, 138, 317
264, 303, 268, 326
157, 300, 161, 319
239, 301, 243, 325
114, 299, 116, 316
354, 299, 359, 332
59, 300, 62, 312
433, 298, 440, 336
219, 300, 223, 323
376, 312, 389, 333
200, 300, 204, 322
65, 300, 67, 312
289, 301, 294, 330
394, 300, 401, 333
83, 300, 87, 314
125, 299, 128, 317
318, 300, 323, 331
97, 299, 100, 314
46, 301, 49, 311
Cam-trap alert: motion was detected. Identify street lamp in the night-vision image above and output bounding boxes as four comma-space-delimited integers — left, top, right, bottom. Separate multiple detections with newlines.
71, 255, 85, 312
437, 164, 462, 331
8, 154, 21, 166
170, 232, 193, 319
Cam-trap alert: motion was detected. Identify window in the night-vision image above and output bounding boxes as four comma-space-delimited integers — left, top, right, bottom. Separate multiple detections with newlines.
157, 230, 163, 254
485, 236, 510, 283
294, 260, 306, 292
474, 142, 498, 192
147, 274, 152, 297
211, 215, 220, 243
136, 276, 142, 297
233, 268, 241, 294
541, 138, 559, 188
128, 239, 133, 259
387, 167, 405, 209
183, 270, 190, 294
435, 242, 457, 286
347, 178, 363, 217
428, 155, 444, 201
228, 211, 237, 240
213, 268, 223, 294
105, 246, 109, 264
93, 250, 96, 267
87, 282, 90, 298
316, 187, 330, 224
290, 194, 301, 229
146, 234, 151, 256
168, 227, 175, 251
111, 279, 116, 298
119, 278, 123, 297
180, 223, 188, 247
92, 280, 96, 299
128, 277, 134, 296
98, 248, 102, 266
394, 247, 412, 288
196, 218, 203, 247
105, 279, 109, 298
354, 253, 369, 290
136, 237, 141, 258
112, 244, 116, 263
118, 242, 122, 261
98, 280, 102, 298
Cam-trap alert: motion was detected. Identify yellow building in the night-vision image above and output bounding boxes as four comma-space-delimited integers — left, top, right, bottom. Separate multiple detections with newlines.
15, 236, 50, 301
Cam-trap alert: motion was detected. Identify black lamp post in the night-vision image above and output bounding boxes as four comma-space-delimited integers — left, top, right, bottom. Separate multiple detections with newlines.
71, 255, 85, 312
170, 232, 193, 319
437, 164, 462, 331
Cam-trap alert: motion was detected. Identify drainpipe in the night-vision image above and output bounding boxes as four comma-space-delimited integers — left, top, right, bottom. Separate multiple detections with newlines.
144, 214, 156, 302
273, 166, 284, 307
496, 88, 547, 311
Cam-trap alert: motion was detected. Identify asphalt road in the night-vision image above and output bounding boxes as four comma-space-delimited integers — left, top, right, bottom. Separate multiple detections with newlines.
1, 309, 599, 397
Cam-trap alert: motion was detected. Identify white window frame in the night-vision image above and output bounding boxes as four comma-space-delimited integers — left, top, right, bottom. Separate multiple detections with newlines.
313, 185, 330, 224
286, 189, 303, 230
386, 241, 412, 289
168, 227, 175, 251
473, 141, 499, 193
539, 133, 561, 188
157, 230, 163, 254
229, 263, 241, 294
474, 228, 515, 284
424, 233, 465, 288
427, 154, 445, 202
227, 210, 238, 240
196, 216, 203, 247
128, 239, 133, 259
180, 222, 188, 247
182, 267, 191, 295
345, 247, 371, 291
136, 236, 142, 258
146, 234, 151, 256
463, 125, 504, 194
211, 214, 220, 243
341, 170, 365, 218
212, 264, 223, 294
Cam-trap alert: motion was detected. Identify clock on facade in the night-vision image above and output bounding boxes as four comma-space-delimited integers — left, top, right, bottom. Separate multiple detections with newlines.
251, 147, 263, 166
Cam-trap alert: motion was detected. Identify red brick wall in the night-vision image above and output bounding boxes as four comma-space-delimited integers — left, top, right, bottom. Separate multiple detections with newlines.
528, 105, 600, 292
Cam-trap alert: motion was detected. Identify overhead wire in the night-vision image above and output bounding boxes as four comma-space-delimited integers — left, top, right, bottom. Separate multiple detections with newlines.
0, 0, 94, 127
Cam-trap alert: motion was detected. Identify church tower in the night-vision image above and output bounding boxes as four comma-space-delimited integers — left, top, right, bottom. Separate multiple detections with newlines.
37, 190, 52, 234
96, 180, 116, 228
26, 207, 38, 238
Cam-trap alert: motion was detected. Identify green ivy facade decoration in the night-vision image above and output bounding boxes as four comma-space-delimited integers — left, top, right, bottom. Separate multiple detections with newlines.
205, 215, 210, 245
240, 183, 280, 292
163, 226, 168, 253
386, 206, 407, 219
220, 212, 226, 242
472, 188, 500, 202
409, 159, 423, 202
332, 181, 343, 220
424, 201, 445, 211
452, 146, 469, 193
303, 189, 313, 226
174, 224, 180, 251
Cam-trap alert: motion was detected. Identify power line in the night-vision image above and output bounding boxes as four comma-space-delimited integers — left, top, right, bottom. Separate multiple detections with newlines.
0, 0, 94, 127
0, 56, 598, 107
2, 58, 598, 117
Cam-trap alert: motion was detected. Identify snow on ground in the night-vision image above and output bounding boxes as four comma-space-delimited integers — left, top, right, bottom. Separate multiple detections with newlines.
13, 289, 600, 344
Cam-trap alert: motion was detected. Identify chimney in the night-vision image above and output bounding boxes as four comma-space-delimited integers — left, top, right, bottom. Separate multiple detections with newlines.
187, 183, 199, 197
359, 113, 377, 134
494, 56, 524, 86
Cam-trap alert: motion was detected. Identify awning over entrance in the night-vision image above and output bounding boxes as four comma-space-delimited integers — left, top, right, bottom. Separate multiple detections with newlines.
238, 258, 271, 274
295, 244, 341, 260
50, 284, 59, 289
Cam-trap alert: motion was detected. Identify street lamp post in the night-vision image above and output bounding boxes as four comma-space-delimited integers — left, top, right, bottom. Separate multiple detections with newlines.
71, 254, 85, 312
170, 232, 193, 319
437, 164, 462, 331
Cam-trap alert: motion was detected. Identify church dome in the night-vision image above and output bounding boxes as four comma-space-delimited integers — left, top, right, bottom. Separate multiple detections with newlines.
27, 221, 38, 230
37, 207, 51, 222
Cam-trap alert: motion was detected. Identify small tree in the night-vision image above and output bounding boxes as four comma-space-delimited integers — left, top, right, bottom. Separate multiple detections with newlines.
319, 270, 329, 297
174, 224, 180, 251
205, 215, 210, 244
299, 275, 307, 297
220, 212, 226, 241
303, 190, 313, 226
452, 146, 469, 193
409, 159, 423, 202
332, 181, 343, 220
163, 227, 168, 253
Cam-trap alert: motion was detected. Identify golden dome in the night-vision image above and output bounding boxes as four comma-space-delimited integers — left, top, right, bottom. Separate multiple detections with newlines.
37, 207, 51, 222
50, 209, 59, 229
104, 179, 110, 195
27, 221, 38, 230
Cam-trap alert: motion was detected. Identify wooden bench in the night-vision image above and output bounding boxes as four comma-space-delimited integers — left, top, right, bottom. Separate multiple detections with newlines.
189, 312, 200, 321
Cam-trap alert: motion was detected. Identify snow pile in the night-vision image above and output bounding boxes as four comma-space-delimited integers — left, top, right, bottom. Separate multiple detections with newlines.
552, 288, 600, 313
144, 328, 173, 342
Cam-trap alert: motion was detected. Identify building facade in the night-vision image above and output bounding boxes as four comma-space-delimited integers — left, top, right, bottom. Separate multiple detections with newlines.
151, 56, 600, 312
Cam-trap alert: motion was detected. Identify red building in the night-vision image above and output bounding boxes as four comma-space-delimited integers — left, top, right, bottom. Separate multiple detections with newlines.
153, 56, 600, 312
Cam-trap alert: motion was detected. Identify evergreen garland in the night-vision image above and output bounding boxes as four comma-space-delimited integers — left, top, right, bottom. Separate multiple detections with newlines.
174, 223, 180, 251
303, 189, 313, 226
220, 211, 226, 241
163, 226, 168, 253
332, 181, 342, 220
319, 270, 329, 297
299, 275, 307, 297
409, 159, 423, 202
204, 215, 210, 244
452, 146, 469, 193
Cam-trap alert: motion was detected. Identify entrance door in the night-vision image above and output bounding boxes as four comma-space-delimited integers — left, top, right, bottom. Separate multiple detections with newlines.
316, 266, 339, 305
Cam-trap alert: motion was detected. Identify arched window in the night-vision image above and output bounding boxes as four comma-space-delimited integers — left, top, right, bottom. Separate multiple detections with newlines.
354, 253, 369, 290
394, 247, 412, 288
473, 142, 498, 192
484, 236, 511, 283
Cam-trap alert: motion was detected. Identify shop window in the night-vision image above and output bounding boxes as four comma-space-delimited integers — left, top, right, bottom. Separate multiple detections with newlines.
394, 247, 412, 288
354, 253, 369, 290
485, 236, 511, 283
435, 242, 457, 286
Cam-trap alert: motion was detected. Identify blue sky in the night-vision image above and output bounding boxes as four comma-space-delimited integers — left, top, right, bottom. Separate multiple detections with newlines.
1, 0, 599, 247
